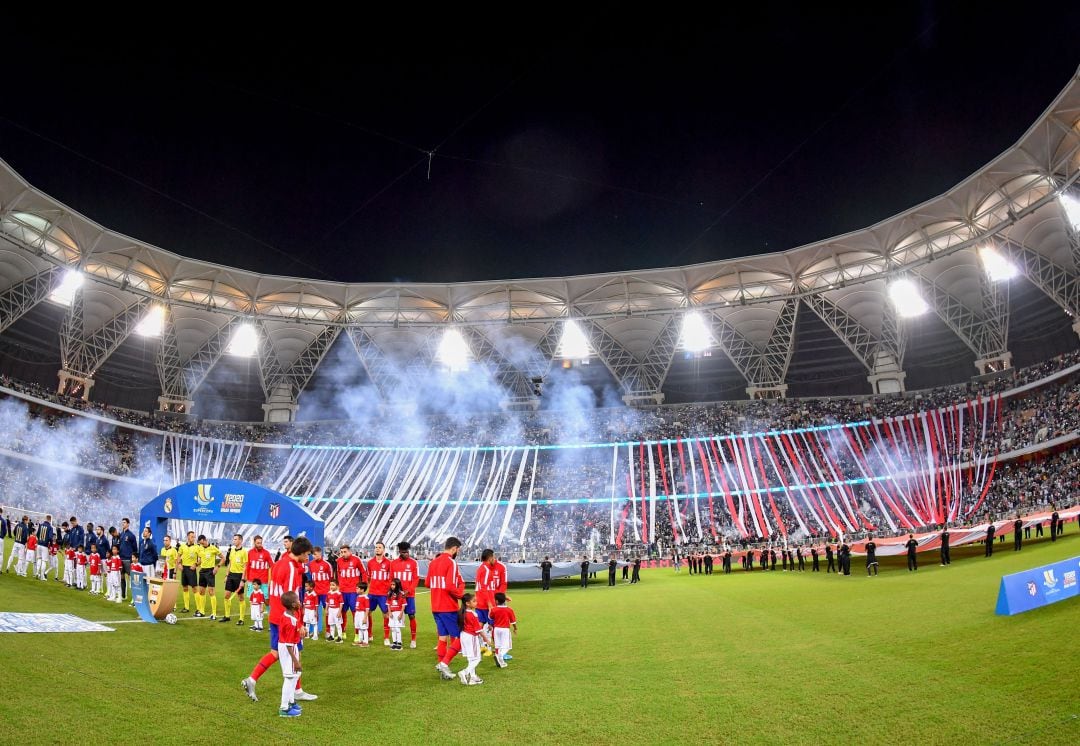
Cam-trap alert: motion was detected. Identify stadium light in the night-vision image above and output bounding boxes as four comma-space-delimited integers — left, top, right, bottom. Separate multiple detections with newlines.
48, 269, 83, 306
558, 320, 591, 361
680, 312, 712, 353
226, 322, 259, 357
135, 304, 165, 337
437, 327, 470, 372
1060, 192, 1080, 231
978, 245, 1018, 282
888, 278, 929, 318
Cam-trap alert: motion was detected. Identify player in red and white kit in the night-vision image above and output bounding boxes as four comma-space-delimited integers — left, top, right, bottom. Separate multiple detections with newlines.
249, 579, 266, 631
276, 591, 304, 718
88, 551, 102, 594
244, 535, 273, 631
428, 536, 466, 680
490, 592, 517, 668
366, 542, 393, 647
336, 545, 367, 645
307, 547, 333, 639
74, 546, 87, 590
390, 541, 420, 648
241, 536, 317, 704
326, 581, 344, 643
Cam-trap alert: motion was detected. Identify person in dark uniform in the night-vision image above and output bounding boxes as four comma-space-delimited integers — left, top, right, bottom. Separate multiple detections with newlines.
839, 541, 851, 576
1024, 519, 1031, 540
1050, 506, 1060, 541
1035, 519, 1044, 537
540, 556, 552, 591
1013, 515, 1023, 552
865, 538, 879, 576
579, 557, 589, 588
621, 559, 628, 581
770, 549, 777, 571
985, 523, 995, 556
723, 548, 732, 574
759, 550, 768, 571
608, 556, 617, 586
825, 543, 835, 574
630, 557, 641, 584
796, 547, 805, 572
905, 534, 918, 571
704, 553, 713, 575
940, 526, 951, 566
781, 549, 788, 571
811, 546, 820, 572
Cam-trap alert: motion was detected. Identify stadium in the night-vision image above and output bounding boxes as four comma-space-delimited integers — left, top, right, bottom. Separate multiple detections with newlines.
1, 17, 1079, 744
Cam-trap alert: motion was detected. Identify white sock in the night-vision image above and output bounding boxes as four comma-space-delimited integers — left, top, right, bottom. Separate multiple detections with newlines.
280, 675, 298, 711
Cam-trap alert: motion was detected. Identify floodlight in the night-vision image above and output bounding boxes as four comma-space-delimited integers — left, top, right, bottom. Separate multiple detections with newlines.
888, 278, 929, 318
680, 312, 712, 353
437, 328, 470, 372
1060, 192, 1080, 231
558, 320, 591, 361
135, 305, 165, 337
978, 245, 1017, 282
227, 322, 259, 357
48, 269, 83, 306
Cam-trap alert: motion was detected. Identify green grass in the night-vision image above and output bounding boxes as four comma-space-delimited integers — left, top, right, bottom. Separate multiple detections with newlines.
1, 533, 1078, 745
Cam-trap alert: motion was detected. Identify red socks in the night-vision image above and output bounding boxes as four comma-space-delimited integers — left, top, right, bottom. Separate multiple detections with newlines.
295, 675, 303, 692
439, 638, 461, 665
436, 639, 447, 660
410, 617, 417, 640
384, 617, 390, 640
251, 651, 277, 682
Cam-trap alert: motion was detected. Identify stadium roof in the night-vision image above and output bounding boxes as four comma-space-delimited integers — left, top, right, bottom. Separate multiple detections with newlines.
0, 66, 1078, 412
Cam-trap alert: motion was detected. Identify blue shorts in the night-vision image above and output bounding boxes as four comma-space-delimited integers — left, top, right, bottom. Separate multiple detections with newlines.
342, 592, 357, 613
317, 594, 327, 608
432, 611, 460, 638
368, 594, 388, 614
404, 596, 416, 616
268, 622, 303, 652
476, 608, 491, 625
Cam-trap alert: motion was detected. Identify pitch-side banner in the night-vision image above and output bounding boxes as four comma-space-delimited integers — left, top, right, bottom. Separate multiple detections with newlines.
995, 555, 1080, 616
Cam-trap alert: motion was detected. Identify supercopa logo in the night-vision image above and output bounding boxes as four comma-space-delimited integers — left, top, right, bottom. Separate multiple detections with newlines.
193, 484, 215, 514
1043, 569, 1058, 590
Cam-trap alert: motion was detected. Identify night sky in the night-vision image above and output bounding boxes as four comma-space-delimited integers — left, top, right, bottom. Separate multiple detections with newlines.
2, 7, 1078, 284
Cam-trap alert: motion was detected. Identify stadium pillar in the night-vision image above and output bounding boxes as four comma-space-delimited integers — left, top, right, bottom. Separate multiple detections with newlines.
867, 349, 905, 394
56, 369, 94, 401
974, 351, 1012, 375
746, 384, 788, 399
261, 383, 298, 423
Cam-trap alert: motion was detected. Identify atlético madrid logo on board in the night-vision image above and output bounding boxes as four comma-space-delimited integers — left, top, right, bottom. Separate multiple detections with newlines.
269, 503, 280, 519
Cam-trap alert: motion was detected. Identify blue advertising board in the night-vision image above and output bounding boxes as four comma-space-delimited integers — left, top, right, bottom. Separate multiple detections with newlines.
994, 555, 1080, 615
139, 479, 324, 548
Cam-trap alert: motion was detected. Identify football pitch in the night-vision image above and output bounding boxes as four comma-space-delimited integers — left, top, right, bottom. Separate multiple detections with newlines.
0, 534, 1077, 745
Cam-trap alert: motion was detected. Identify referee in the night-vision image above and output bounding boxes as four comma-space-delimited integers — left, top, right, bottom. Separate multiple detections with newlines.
195, 535, 221, 619
179, 531, 200, 613
220, 534, 248, 625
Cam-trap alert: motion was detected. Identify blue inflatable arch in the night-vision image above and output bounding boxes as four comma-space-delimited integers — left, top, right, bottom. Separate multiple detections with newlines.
139, 479, 324, 547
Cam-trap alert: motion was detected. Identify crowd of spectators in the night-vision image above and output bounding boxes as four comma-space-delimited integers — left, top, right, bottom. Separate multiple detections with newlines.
0, 348, 1077, 559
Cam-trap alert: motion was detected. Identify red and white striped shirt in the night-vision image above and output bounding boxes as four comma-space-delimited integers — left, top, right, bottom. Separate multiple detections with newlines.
390, 556, 420, 597
268, 555, 304, 626
367, 556, 392, 595
425, 552, 464, 613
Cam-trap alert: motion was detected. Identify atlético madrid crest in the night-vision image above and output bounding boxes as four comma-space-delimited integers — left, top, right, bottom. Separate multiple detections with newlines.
269, 503, 280, 519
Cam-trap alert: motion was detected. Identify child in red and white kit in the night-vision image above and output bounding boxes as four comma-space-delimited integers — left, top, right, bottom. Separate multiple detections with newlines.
457, 593, 492, 686
63, 545, 76, 587
74, 546, 88, 590
326, 581, 344, 643
49, 540, 60, 581
88, 551, 102, 594
387, 579, 406, 650
106, 547, 123, 602
276, 591, 303, 718
21, 535, 37, 576
248, 579, 266, 631
352, 582, 371, 647
490, 592, 517, 668
302, 581, 318, 639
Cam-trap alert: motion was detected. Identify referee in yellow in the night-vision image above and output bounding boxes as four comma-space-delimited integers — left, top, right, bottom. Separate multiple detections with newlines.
194, 535, 221, 619
178, 531, 200, 613
160, 535, 179, 580
219, 534, 248, 625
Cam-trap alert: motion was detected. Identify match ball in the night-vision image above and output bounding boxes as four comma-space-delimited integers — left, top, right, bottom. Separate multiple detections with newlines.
164, 613, 177, 625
